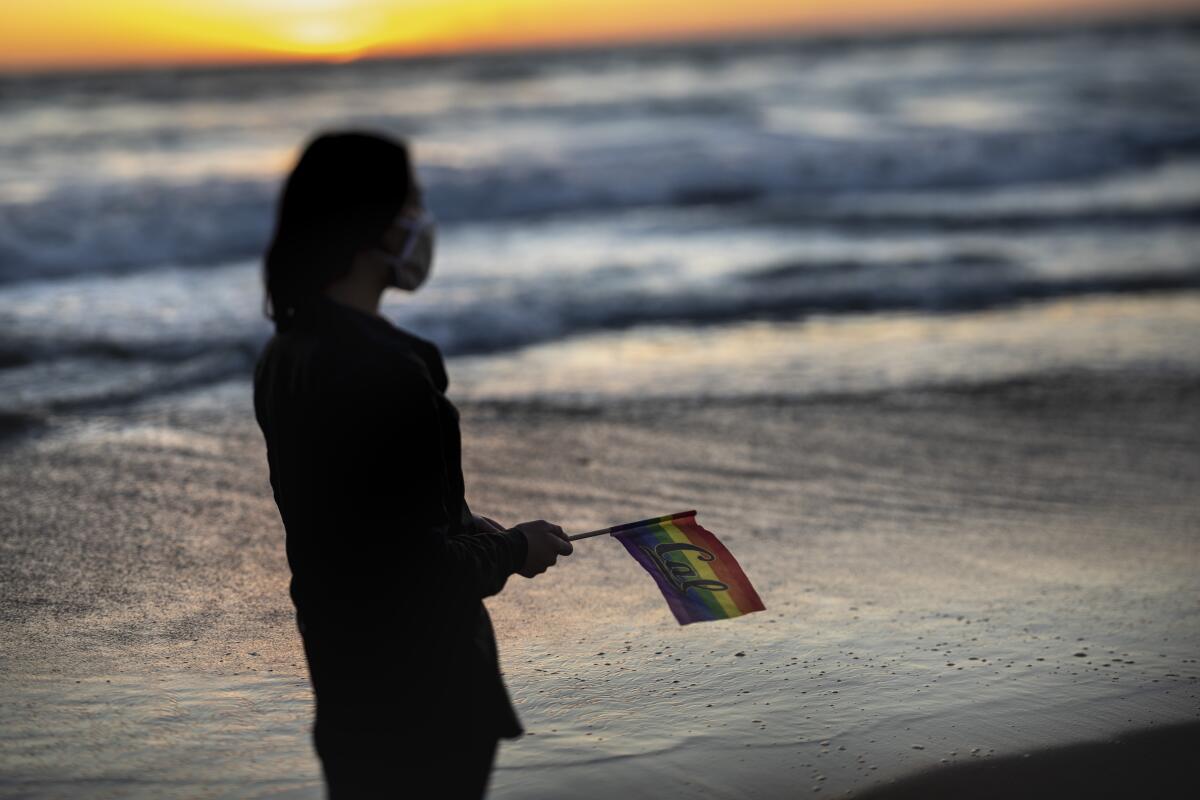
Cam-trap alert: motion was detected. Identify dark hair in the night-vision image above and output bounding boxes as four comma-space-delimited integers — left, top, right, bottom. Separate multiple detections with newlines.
263, 131, 414, 329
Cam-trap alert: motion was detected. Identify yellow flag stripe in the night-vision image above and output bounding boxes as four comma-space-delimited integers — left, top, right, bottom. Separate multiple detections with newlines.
659, 520, 742, 618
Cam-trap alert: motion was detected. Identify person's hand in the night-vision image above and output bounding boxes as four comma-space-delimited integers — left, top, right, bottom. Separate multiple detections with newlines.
511, 520, 573, 578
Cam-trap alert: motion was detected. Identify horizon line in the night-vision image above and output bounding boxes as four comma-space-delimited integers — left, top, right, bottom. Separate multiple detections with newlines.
2, 6, 1196, 79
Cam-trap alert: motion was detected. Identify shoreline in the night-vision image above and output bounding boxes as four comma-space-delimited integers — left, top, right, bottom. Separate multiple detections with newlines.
4, 358, 1196, 441
3, 288, 1199, 440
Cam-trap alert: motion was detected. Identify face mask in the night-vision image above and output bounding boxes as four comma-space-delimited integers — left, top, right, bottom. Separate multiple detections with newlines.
379, 209, 436, 291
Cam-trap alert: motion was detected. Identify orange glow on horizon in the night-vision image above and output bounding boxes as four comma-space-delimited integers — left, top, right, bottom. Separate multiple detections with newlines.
2, 0, 1197, 72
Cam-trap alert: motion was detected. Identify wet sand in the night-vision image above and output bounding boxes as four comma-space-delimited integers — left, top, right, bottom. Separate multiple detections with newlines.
1, 370, 1198, 797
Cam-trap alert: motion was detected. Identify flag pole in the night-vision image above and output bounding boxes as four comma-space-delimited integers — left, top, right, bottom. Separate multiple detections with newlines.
567, 526, 612, 541
567, 510, 697, 542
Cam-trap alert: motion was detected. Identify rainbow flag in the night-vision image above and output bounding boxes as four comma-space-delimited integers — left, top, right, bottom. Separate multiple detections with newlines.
608, 510, 765, 625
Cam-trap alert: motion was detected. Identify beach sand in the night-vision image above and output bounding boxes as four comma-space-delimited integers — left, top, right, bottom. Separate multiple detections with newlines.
1, 370, 1198, 798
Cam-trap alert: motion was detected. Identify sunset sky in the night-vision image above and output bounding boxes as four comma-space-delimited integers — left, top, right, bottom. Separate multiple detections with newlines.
2, 0, 1197, 71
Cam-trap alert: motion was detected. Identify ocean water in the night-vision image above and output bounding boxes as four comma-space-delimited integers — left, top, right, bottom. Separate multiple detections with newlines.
2, 19, 1200, 416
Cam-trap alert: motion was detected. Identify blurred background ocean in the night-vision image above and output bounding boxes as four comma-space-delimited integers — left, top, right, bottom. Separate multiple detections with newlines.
1, 16, 1199, 416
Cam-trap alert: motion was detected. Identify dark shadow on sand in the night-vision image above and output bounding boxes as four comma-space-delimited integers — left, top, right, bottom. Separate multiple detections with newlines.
858, 721, 1200, 800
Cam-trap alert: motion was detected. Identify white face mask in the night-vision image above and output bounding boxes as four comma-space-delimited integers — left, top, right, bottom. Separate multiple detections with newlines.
379, 209, 436, 291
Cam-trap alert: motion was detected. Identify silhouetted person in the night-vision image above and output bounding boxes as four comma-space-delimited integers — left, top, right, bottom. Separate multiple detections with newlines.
253, 131, 572, 798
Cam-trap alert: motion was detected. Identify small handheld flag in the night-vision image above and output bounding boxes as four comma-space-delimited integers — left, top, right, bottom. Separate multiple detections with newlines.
570, 510, 765, 625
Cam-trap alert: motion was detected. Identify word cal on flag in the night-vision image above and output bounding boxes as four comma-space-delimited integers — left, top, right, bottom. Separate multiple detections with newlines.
580, 510, 765, 625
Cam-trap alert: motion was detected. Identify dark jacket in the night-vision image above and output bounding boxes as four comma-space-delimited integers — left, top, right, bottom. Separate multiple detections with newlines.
253, 294, 527, 750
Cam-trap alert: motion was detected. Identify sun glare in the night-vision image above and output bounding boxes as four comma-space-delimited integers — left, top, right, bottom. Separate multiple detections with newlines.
193, 0, 393, 58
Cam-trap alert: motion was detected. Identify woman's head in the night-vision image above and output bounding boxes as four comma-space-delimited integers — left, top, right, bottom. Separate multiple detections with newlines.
263, 131, 427, 327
